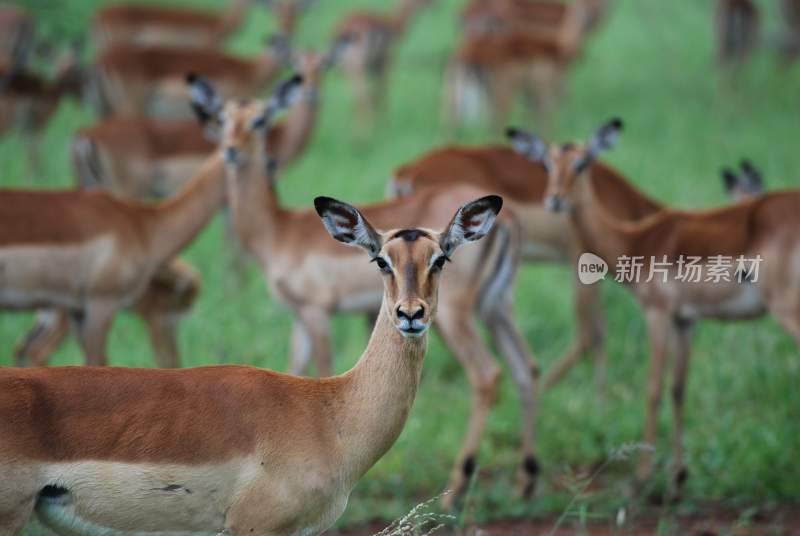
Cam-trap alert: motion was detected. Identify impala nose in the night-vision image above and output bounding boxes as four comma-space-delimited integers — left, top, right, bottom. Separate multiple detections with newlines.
224, 147, 239, 164
545, 195, 564, 212
395, 302, 428, 337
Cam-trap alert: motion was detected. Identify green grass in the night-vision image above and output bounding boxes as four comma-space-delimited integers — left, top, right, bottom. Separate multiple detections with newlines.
3, 0, 800, 533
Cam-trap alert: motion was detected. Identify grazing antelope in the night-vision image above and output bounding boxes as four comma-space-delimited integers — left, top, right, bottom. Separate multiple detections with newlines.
721, 159, 764, 201
714, 0, 759, 68
390, 143, 662, 392
94, 37, 286, 118
76, 39, 347, 199
191, 75, 542, 505
0, 73, 267, 365
444, 0, 592, 133
0, 194, 502, 536
0, 45, 84, 173
14, 258, 200, 369
0, 3, 33, 66
333, 0, 433, 136
508, 119, 800, 497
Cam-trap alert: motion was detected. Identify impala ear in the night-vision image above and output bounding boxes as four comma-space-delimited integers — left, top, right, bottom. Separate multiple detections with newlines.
187, 73, 223, 126
740, 159, 764, 194
269, 73, 304, 111
506, 127, 550, 168
440, 195, 503, 257
314, 196, 382, 257
721, 167, 739, 194
574, 117, 623, 173
267, 34, 294, 67
324, 34, 353, 69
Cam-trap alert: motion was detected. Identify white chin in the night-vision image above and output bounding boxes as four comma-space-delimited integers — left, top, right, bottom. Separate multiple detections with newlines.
399, 326, 428, 338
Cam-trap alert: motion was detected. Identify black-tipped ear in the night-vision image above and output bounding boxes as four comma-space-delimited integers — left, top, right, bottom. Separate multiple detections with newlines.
440, 195, 503, 257
721, 167, 738, 193
271, 73, 304, 110
187, 73, 222, 126
314, 196, 382, 257
324, 34, 353, 69
740, 159, 764, 193
506, 126, 550, 166
574, 117, 624, 173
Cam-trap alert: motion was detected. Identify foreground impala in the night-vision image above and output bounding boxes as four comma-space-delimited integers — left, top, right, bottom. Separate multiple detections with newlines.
191, 76, 541, 504
508, 119, 800, 496
0, 193, 501, 536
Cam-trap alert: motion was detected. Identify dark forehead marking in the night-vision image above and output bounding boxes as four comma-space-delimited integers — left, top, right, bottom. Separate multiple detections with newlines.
390, 229, 431, 242
561, 142, 576, 151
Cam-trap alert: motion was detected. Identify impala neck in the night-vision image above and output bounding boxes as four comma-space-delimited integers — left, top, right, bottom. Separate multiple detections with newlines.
558, 0, 590, 57
570, 176, 636, 276
145, 152, 227, 263
337, 300, 427, 484
277, 88, 318, 163
225, 142, 284, 267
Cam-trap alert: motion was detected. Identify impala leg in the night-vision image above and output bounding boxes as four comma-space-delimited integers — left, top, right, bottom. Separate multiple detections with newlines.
435, 309, 501, 509
290, 309, 333, 377
669, 319, 694, 501
635, 308, 671, 487
487, 75, 513, 135
348, 70, 374, 139
14, 310, 70, 367
142, 312, 181, 368
75, 303, 116, 367
542, 280, 605, 392
484, 302, 541, 498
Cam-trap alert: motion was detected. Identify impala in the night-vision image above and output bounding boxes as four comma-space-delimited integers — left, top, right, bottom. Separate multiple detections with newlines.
75, 39, 346, 199
461, 0, 608, 39
714, 0, 759, 68
0, 74, 300, 367
0, 45, 84, 173
13, 259, 200, 368
191, 75, 542, 505
333, 0, 433, 136
508, 118, 800, 496
390, 142, 660, 392
444, 0, 592, 133
721, 159, 764, 201
780, 0, 800, 66
0, 192, 501, 536
91, 0, 253, 50
94, 36, 286, 117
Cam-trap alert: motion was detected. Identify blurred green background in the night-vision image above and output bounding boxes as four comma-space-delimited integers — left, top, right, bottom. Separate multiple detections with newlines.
2, 0, 800, 532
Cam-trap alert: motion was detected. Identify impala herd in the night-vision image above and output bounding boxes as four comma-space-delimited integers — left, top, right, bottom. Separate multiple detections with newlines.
0, 0, 796, 535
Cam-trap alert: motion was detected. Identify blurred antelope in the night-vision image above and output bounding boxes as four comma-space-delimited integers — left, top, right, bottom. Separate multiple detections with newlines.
94, 37, 286, 117
461, 0, 608, 38
191, 74, 543, 505
0, 195, 501, 536
508, 119, 800, 498
92, 0, 314, 50
444, 0, 593, 133
14, 259, 200, 369
333, 0, 433, 135
779, 0, 800, 67
0, 72, 242, 365
714, 0, 759, 68
721, 159, 764, 201
0, 44, 84, 173
0, 4, 34, 66
76, 39, 347, 199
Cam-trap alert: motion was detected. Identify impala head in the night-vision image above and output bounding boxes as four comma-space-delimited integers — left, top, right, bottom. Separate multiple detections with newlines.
506, 118, 623, 212
721, 159, 764, 201
188, 73, 303, 167
315, 195, 503, 338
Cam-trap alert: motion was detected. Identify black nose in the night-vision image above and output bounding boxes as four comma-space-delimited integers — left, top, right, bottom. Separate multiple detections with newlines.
224, 147, 238, 163
545, 195, 563, 212
396, 305, 425, 321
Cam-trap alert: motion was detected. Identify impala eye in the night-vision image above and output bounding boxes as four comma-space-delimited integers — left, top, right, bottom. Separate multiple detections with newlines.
251, 114, 267, 130
373, 257, 392, 274
431, 256, 447, 272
